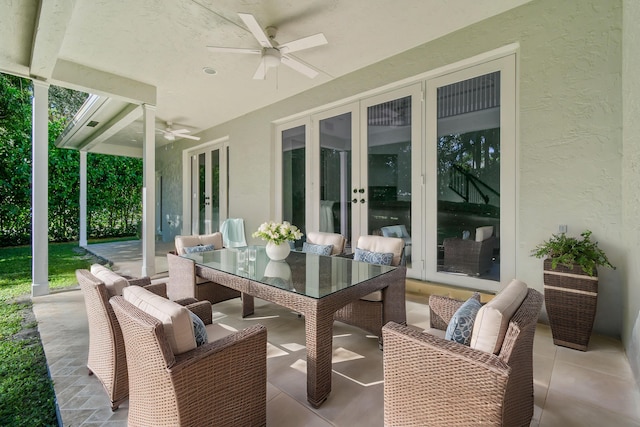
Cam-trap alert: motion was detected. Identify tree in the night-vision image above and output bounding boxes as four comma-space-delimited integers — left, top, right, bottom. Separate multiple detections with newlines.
0, 73, 143, 245
0, 74, 32, 245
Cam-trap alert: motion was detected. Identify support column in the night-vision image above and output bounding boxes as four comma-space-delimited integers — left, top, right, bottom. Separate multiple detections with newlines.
31, 80, 50, 297
141, 104, 156, 277
79, 150, 88, 247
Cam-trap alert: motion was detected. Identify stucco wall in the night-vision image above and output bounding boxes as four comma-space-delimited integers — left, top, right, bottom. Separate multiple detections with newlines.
622, 0, 640, 386
157, 0, 625, 337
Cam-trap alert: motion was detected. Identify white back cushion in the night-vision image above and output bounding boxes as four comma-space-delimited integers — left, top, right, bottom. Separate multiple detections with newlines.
470, 279, 528, 354
175, 232, 223, 255
90, 264, 128, 297
475, 226, 494, 242
357, 235, 405, 266
306, 231, 346, 255
123, 286, 196, 355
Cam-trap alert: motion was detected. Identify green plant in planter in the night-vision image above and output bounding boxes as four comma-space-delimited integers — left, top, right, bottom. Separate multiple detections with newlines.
532, 230, 615, 276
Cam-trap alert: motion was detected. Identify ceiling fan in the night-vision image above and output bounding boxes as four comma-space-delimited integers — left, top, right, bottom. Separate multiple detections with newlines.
208, 12, 327, 80
156, 122, 200, 141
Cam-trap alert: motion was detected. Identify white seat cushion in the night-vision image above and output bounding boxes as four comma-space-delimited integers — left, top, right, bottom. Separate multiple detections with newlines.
90, 264, 128, 297
123, 286, 196, 355
360, 291, 382, 302
470, 279, 528, 354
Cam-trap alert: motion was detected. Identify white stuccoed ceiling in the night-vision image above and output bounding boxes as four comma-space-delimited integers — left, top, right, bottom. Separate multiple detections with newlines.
0, 0, 532, 153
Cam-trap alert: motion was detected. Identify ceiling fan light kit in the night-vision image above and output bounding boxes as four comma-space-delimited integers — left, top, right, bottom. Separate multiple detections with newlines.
156, 121, 200, 141
207, 12, 327, 80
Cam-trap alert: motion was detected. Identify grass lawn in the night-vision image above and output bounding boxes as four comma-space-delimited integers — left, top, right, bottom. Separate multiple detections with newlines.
0, 239, 131, 426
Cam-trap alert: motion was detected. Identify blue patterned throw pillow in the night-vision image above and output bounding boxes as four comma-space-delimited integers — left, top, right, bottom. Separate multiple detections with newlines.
183, 244, 215, 254
445, 294, 482, 346
188, 311, 208, 346
302, 242, 333, 256
354, 248, 394, 266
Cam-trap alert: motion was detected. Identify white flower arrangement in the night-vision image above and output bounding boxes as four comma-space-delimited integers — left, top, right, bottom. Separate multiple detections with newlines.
252, 221, 303, 245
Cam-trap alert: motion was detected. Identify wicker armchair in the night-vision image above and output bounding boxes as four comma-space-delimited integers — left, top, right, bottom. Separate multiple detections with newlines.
109, 296, 267, 427
76, 268, 167, 410
382, 286, 543, 427
334, 235, 407, 345
167, 252, 242, 304
168, 233, 241, 304
443, 225, 496, 276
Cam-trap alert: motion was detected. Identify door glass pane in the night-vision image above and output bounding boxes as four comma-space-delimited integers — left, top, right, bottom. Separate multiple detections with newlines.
319, 113, 351, 245
367, 96, 412, 266
282, 125, 306, 234
198, 153, 206, 234
437, 71, 500, 281
211, 149, 220, 232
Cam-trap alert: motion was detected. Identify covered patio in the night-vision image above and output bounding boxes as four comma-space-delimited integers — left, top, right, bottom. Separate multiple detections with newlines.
3, 0, 640, 424
31, 241, 640, 426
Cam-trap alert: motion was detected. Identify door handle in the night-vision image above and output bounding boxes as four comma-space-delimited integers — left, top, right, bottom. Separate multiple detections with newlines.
352, 198, 358, 204
360, 199, 366, 204
358, 188, 365, 193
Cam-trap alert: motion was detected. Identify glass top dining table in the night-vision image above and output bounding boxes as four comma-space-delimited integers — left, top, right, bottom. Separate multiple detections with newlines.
182, 246, 396, 299
181, 246, 407, 408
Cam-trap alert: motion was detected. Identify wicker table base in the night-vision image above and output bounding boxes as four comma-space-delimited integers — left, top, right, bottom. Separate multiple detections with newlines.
195, 262, 407, 407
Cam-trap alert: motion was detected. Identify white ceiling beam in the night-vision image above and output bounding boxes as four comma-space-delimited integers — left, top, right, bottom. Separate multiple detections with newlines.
86, 143, 143, 159
79, 103, 143, 151
52, 59, 157, 105
30, 0, 77, 80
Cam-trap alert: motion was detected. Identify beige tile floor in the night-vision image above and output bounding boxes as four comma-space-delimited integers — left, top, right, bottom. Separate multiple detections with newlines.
31, 241, 640, 426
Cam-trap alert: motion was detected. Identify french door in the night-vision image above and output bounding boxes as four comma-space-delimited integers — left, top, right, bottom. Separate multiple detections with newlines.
279, 85, 422, 275
183, 139, 228, 235
277, 52, 515, 287
425, 55, 516, 290
359, 85, 422, 272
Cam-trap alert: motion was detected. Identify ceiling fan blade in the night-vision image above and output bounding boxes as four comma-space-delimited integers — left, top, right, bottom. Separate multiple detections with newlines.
252, 57, 267, 80
238, 13, 273, 48
179, 134, 201, 141
281, 55, 319, 78
279, 33, 327, 54
207, 46, 261, 54
171, 129, 190, 134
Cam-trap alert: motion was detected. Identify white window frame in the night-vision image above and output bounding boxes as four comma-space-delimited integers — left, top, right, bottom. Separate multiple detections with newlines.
181, 137, 229, 235
425, 54, 517, 292
274, 117, 311, 225
272, 46, 518, 290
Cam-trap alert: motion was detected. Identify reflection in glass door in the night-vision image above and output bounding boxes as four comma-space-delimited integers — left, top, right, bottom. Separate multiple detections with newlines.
318, 111, 353, 245
190, 145, 225, 235
436, 71, 501, 281
282, 125, 306, 234
365, 96, 414, 267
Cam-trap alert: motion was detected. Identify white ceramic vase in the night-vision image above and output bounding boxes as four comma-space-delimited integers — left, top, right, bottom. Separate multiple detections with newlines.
265, 241, 291, 261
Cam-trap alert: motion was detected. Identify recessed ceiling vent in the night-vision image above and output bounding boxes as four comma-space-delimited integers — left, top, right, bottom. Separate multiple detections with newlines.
86, 120, 99, 127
